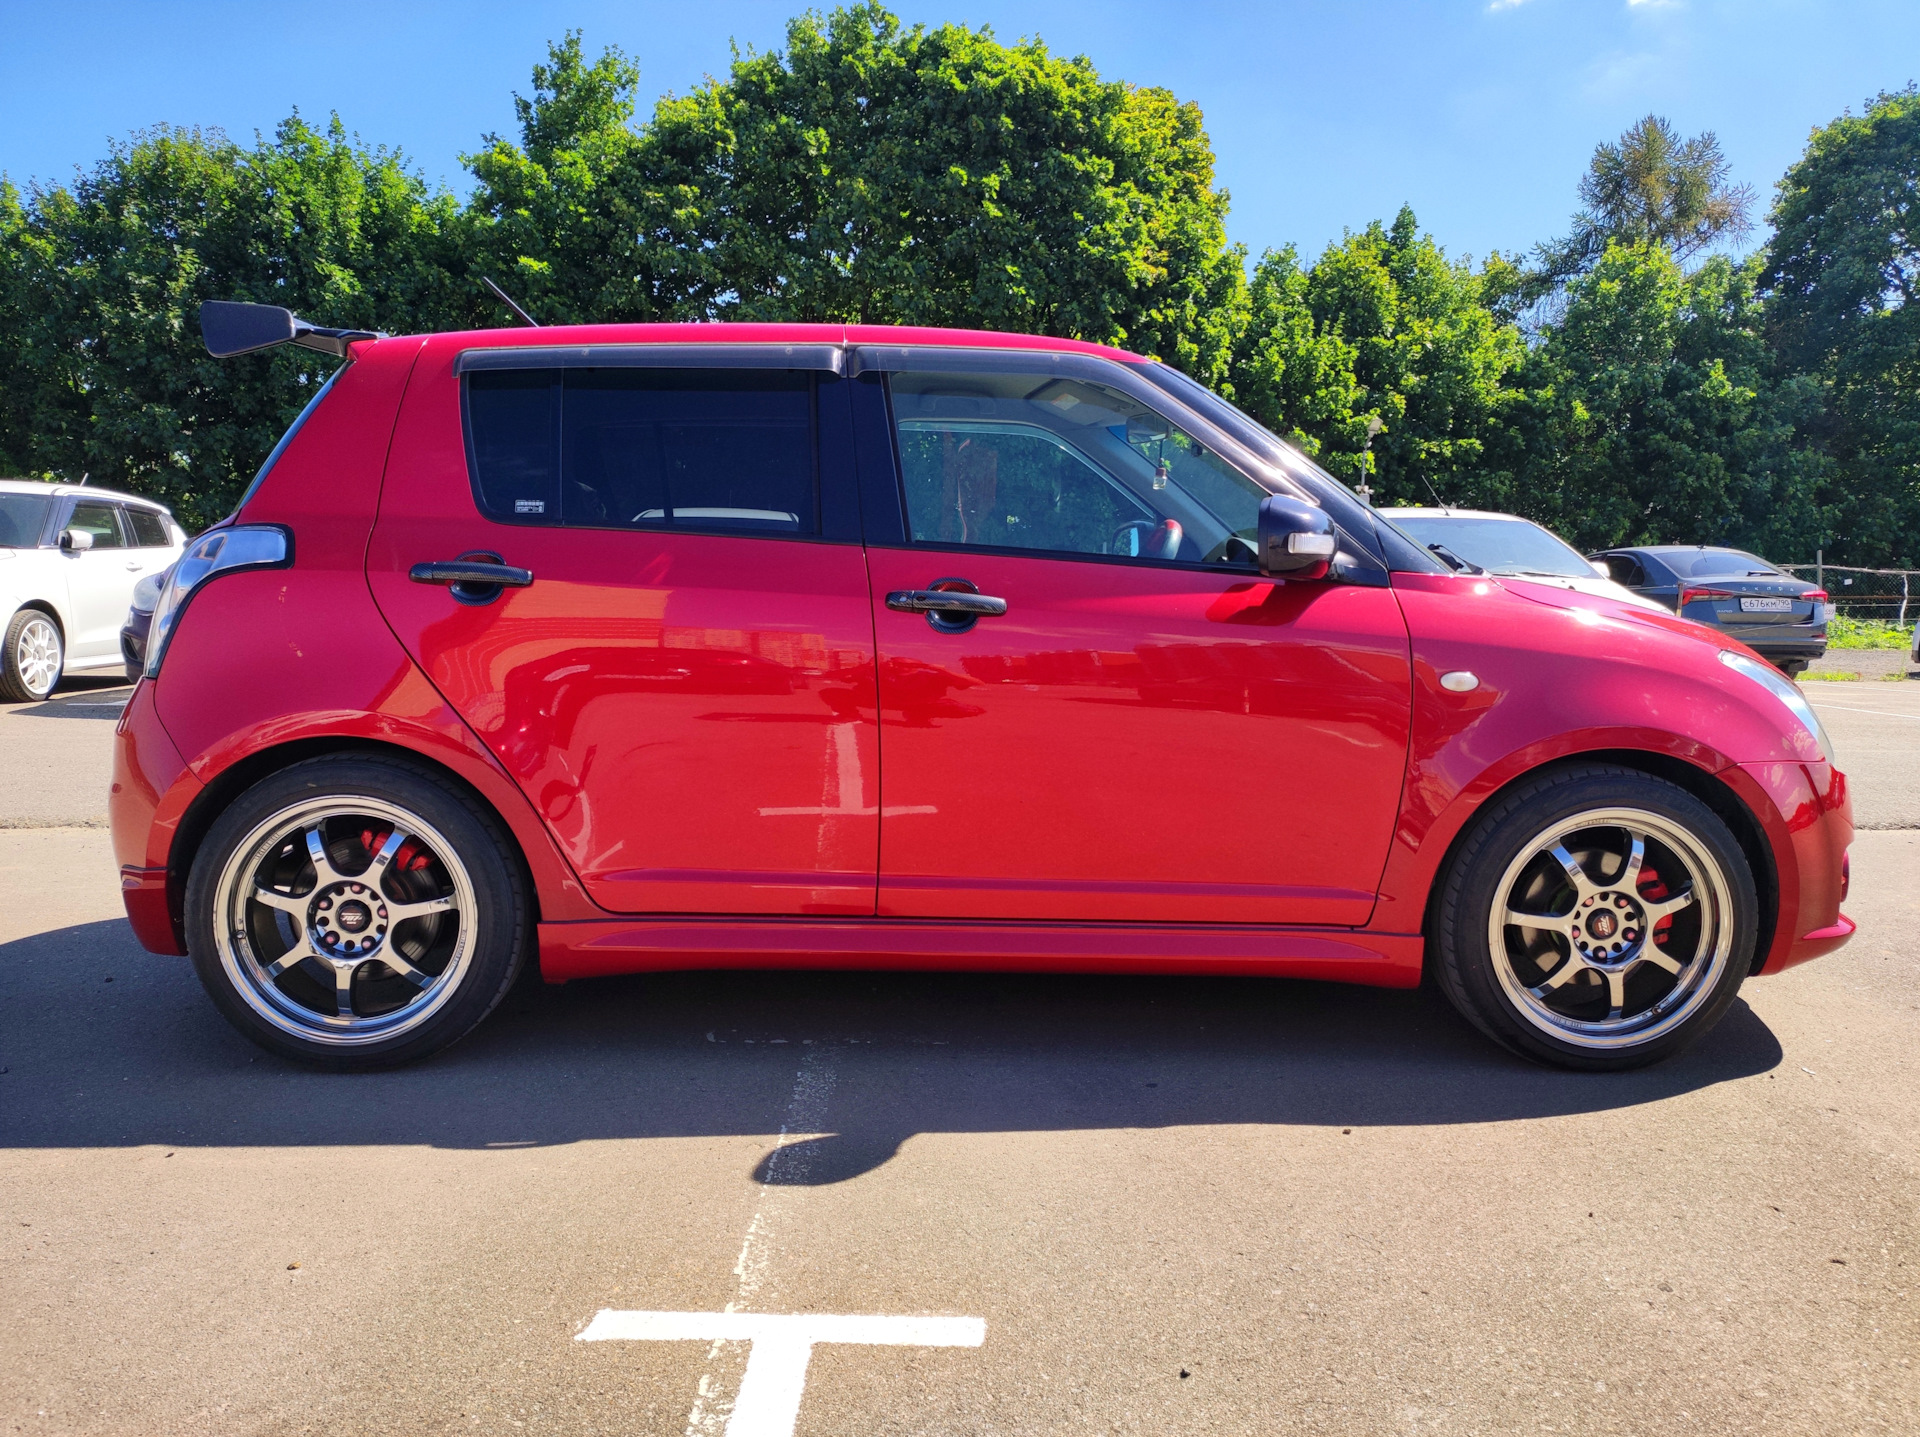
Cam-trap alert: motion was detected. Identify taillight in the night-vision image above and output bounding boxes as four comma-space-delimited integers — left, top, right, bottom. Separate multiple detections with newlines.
1679, 586, 1733, 607
1840, 850, 1850, 902
144, 525, 292, 679
1803, 589, 1829, 602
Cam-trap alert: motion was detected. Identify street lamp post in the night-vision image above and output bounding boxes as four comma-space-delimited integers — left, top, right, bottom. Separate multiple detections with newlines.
1355, 415, 1384, 506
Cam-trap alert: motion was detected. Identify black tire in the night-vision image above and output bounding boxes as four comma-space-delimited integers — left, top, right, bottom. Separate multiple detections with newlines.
185, 754, 531, 1069
0, 607, 63, 702
1777, 659, 1808, 678
1432, 764, 1758, 1071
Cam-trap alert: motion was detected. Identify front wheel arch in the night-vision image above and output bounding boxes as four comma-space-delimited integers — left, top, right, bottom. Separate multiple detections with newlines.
1422, 749, 1778, 981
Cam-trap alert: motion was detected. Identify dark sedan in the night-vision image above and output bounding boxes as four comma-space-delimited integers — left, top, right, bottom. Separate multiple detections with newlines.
1589, 546, 1830, 675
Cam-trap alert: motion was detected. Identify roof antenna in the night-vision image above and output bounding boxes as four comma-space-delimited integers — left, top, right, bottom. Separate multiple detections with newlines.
481, 275, 540, 328
1419, 472, 1452, 515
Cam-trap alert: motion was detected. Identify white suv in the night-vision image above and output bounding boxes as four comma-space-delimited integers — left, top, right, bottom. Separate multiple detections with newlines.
0, 481, 186, 701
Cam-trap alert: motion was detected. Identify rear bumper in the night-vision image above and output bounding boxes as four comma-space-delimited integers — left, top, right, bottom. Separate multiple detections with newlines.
109, 680, 197, 956
1727, 759, 1853, 975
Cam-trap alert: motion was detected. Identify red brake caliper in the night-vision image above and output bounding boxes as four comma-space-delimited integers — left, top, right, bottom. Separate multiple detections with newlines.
1637, 864, 1672, 946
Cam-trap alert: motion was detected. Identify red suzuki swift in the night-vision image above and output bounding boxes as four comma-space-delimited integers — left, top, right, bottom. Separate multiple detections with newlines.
109, 303, 1854, 1072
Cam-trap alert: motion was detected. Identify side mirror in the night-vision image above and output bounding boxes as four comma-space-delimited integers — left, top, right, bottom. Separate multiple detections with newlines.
1590, 559, 1611, 578
1257, 495, 1336, 579
60, 528, 94, 552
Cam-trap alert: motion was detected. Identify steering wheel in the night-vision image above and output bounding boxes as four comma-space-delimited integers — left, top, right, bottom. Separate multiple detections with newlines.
1110, 518, 1184, 560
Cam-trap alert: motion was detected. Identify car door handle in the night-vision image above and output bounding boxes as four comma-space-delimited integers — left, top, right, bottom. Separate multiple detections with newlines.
885, 589, 1008, 617
409, 560, 535, 588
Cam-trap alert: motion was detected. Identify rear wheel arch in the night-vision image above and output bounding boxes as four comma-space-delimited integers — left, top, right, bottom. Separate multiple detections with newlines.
167, 737, 544, 938
1422, 748, 1778, 978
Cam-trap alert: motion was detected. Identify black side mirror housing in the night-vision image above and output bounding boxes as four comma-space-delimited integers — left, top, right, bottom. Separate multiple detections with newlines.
1257, 494, 1336, 579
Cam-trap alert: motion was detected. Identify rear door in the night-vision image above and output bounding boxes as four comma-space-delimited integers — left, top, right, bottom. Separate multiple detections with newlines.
368, 340, 880, 916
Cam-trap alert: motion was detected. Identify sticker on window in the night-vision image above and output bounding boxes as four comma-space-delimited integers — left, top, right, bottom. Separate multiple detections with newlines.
514, 499, 546, 515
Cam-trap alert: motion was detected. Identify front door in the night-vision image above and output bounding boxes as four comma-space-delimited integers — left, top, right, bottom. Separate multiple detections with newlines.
59, 498, 137, 660
369, 342, 879, 916
862, 356, 1413, 927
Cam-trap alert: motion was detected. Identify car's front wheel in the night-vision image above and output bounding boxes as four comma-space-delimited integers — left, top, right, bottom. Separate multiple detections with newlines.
1433, 765, 1757, 1070
1, 608, 63, 702
185, 755, 531, 1068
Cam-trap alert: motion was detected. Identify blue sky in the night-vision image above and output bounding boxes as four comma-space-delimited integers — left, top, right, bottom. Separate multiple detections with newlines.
3, 0, 1914, 265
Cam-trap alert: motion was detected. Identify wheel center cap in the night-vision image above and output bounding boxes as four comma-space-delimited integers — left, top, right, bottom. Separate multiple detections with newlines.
312, 881, 390, 955
1572, 891, 1646, 960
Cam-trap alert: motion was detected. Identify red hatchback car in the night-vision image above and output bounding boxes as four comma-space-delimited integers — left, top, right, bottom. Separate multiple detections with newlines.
109, 304, 1854, 1071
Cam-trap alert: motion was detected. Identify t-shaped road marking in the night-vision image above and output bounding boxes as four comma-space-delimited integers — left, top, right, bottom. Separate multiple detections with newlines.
577, 1309, 987, 1437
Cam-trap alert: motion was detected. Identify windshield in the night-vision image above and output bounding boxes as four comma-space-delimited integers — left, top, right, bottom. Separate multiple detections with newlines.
1660, 548, 1780, 579
0, 493, 54, 548
1386, 514, 1595, 578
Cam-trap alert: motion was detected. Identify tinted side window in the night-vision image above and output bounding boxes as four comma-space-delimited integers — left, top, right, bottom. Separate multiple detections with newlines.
126, 508, 171, 547
67, 501, 126, 549
888, 369, 1270, 567
465, 369, 818, 536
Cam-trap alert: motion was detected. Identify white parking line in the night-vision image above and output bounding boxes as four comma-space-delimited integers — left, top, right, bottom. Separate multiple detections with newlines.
1808, 700, 1920, 720
689, 1049, 837, 1435
578, 1311, 986, 1437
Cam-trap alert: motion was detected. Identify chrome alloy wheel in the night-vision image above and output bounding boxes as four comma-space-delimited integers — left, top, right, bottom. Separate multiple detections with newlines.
1487, 806, 1735, 1050
15, 615, 61, 697
211, 797, 478, 1048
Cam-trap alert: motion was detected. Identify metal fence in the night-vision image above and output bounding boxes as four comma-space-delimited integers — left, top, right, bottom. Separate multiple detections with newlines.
1780, 564, 1917, 624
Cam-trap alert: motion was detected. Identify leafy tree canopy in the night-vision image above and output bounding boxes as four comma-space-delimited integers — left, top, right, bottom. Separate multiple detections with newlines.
1, 116, 468, 526
1763, 86, 1919, 563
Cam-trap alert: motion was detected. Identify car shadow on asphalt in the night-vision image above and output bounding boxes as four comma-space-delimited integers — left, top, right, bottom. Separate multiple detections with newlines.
0, 918, 1784, 1183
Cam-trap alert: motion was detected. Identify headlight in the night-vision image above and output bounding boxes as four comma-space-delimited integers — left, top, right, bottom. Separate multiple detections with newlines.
144, 525, 291, 679
1718, 648, 1835, 764
130, 569, 168, 615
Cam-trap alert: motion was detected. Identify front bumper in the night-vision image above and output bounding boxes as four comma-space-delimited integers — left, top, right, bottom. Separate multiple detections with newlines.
1726, 759, 1853, 975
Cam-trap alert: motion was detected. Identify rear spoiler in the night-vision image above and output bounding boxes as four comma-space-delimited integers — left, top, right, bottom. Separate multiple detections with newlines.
199, 301, 382, 359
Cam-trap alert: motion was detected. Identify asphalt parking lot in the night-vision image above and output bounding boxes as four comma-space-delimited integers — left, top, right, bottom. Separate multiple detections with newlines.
3, 675, 1917, 1435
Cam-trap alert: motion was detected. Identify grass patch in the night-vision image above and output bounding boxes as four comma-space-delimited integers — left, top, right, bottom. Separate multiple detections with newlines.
1827, 615, 1915, 649
1801, 670, 1861, 681
1881, 672, 1910, 682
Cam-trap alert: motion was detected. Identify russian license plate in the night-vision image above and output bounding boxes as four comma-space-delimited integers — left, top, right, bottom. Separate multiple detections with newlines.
1821, 603, 1838, 623
1740, 596, 1793, 613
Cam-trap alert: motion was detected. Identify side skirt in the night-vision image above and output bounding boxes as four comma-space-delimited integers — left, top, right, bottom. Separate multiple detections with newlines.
537, 919, 1424, 988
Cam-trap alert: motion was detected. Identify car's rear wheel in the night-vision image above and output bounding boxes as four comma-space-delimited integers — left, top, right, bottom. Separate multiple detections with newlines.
1433, 765, 1757, 1070
1, 609, 63, 702
185, 755, 530, 1068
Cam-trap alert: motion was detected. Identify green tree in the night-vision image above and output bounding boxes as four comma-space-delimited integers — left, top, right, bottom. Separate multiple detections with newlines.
632, 3, 1246, 381
1763, 86, 1920, 565
6, 117, 469, 526
1507, 241, 1826, 556
1541, 115, 1755, 281
1228, 207, 1524, 502
463, 33, 706, 323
